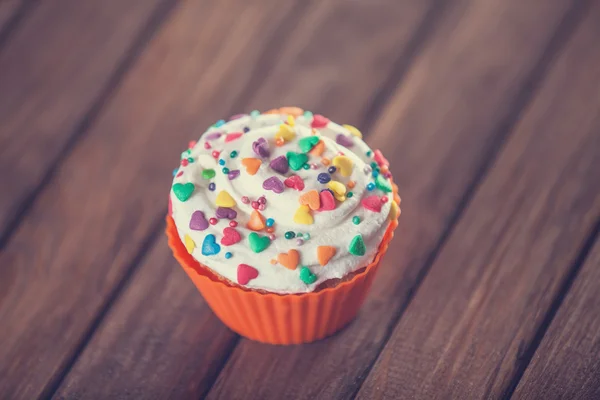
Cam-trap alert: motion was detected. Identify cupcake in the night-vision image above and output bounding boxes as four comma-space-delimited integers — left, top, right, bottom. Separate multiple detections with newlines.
167, 107, 400, 344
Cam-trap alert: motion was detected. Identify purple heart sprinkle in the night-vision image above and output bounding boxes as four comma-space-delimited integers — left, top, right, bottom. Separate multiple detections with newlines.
336, 134, 354, 148
216, 207, 237, 219
252, 137, 270, 158
269, 155, 289, 175
228, 169, 240, 180
263, 176, 285, 194
189, 211, 209, 231
204, 132, 222, 141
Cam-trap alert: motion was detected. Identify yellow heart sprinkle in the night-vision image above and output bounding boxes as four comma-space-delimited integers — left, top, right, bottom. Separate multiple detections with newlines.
332, 156, 354, 177
294, 205, 313, 225
389, 200, 400, 220
343, 124, 363, 138
275, 124, 296, 142
334, 194, 346, 202
184, 234, 195, 254
215, 190, 236, 208
286, 115, 295, 127
328, 180, 347, 196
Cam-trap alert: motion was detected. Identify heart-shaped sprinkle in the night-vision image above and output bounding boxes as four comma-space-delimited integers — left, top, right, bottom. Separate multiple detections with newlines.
373, 149, 389, 166
184, 234, 195, 254
299, 190, 320, 211
317, 246, 337, 266
248, 232, 270, 253
241, 158, 261, 175
375, 174, 392, 193
202, 234, 221, 256
389, 200, 400, 221
362, 195, 382, 212
189, 211, 209, 231
294, 205, 313, 225
299, 266, 317, 284
284, 175, 304, 191
349, 234, 366, 256
228, 169, 240, 180
343, 124, 363, 138
336, 134, 354, 148
287, 152, 308, 171
275, 124, 296, 142
311, 114, 330, 129
318, 190, 336, 211
225, 132, 243, 142
215, 190, 236, 207
332, 156, 354, 177
176, 171, 183, 177
252, 137, 270, 158
204, 132, 222, 141
202, 169, 216, 179
280, 106, 304, 117
277, 249, 300, 270
221, 227, 242, 246
247, 210, 266, 231
172, 183, 194, 202
216, 207, 237, 219
263, 176, 284, 193
269, 155, 289, 175
309, 140, 325, 156
237, 264, 259, 285
328, 181, 346, 196
298, 136, 320, 153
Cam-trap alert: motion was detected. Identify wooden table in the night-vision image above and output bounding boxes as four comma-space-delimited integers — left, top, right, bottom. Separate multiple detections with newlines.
1, 0, 599, 398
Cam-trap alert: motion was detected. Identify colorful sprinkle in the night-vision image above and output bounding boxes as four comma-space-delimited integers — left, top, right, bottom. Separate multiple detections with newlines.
317, 246, 336, 266
373, 149, 390, 167
285, 231, 296, 239
250, 110, 260, 118
352, 216, 361, 225
302, 164, 310, 170
336, 134, 354, 148
269, 155, 289, 175
184, 234, 195, 254
248, 232, 270, 253
204, 142, 211, 149
347, 180, 356, 189
311, 114, 330, 129
263, 176, 285, 193
241, 158, 261, 175
299, 190, 320, 211
389, 200, 400, 221
215, 190, 236, 207
362, 195, 382, 212
304, 233, 310, 240
277, 249, 299, 270
212, 150, 220, 158
296, 238, 304, 246
172, 183, 194, 202
317, 173, 331, 184
225, 132, 243, 142
202, 169, 216, 179
322, 157, 331, 166
222, 167, 230, 174
275, 124, 296, 142
229, 220, 238, 227
247, 210, 266, 231
209, 217, 218, 225
218, 159, 226, 166
180, 159, 189, 167
228, 169, 240, 180
284, 175, 305, 191
342, 124, 363, 139
208, 183, 216, 191
243, 126, 250, 133
241, 196, 250, 204
237, 263, 258, 285
294, 204, 313, 225
366, 182, 375, 191
201, 234, 221, 256
299, 266, 317, 284
298, 136, 320, 153
347, 192, 353, 198
309, 140, 325, 156
252, 137, 270, 158
189, 211, 209, 231
349, 234, 366, 256
214, 119, 225, 127
266, 218, 274, 227
375, 174, 392, 193
318, 189, 336, 211
230, 150, 238, 158
332, 156, 353, 177
286, 152, 308, 171
215, 207, 237, 219
225, 252, 232, 259
172, 168, 178, 177
221, 227, 241, 246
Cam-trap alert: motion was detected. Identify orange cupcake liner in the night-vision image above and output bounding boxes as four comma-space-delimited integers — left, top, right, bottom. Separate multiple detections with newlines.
166, 184, 400, 344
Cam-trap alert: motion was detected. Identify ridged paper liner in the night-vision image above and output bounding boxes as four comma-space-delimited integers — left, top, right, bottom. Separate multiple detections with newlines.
166, 184, 400, 344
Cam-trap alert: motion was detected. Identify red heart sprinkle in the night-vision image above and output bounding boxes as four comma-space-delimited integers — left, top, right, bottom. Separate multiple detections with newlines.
284, 175, 305, 191
225, 132, 243, 142
362, 195, 382, 212
237, 264, 258, 285
311, 114, 330, 129
318, 190, 336, 211
221, 227, 242, 246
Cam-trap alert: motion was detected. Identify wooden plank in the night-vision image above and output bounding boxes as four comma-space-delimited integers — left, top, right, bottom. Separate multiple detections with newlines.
0, 0, 169, 241
0, 1, 303, 398
356, 2, 600, 398
513, 232, 600, 400
51, 1, 439, 398
205, 0, 587, 399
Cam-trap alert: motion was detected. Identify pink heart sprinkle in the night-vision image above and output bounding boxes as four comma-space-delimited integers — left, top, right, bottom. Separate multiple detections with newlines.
237, 264, 259, 285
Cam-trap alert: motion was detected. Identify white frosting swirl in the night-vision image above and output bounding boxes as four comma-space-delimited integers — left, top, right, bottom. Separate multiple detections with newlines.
170, 111, 395, 294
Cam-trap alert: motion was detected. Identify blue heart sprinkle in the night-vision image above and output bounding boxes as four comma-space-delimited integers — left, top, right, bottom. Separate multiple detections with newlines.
202, 234, 221, 256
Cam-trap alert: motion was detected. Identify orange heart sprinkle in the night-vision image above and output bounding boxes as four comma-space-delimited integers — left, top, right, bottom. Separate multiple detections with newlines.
309, 140, 325, 156
247, 210, 266, 231
241, 158, 261, 175
277, 249, 300, 270
299, 190, 320, 211
317, 246, 337, 266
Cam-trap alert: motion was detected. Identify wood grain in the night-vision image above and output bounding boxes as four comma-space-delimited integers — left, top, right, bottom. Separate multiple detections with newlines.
0, 0, 169, 241
0, 1, 302, 398
205, 0, 586, 399
356, 2, 600, 398
52, 1, 440, 398
514, 234, 600, 400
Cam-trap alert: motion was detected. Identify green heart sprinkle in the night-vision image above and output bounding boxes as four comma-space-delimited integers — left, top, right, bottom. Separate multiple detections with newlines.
286, 152, 308, 171
202, 169, 216, 179
299, 266, 317, 284
375, 174, 392, 193
298, 136, 320, 153
172, 183, 194, 202
349, 234, 366, 256
248, 232, 270, 253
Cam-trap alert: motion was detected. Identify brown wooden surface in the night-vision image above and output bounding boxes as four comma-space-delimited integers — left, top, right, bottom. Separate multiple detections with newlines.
1, 0, 600, 398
